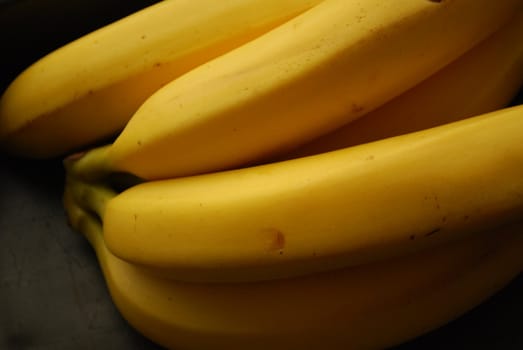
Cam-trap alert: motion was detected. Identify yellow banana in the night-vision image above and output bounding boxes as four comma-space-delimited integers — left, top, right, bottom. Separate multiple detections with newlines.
63, 188, 523, 350
283, 9, 523, 159
67, 105, 523, 282
66, 0, 523, 181
0, 0, 323, 158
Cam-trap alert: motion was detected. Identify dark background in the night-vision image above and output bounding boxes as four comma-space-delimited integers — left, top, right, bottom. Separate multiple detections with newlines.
1, 1, 522, 348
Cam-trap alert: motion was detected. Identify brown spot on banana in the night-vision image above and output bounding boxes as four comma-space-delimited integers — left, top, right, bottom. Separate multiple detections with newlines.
351, 103, 365, 113
425, 228, 442, 237
262, 228, 286, 253
133, 213, 138, 233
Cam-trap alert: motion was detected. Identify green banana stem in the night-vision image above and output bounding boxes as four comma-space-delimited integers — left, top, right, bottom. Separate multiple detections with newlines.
64, 144, 113, 182
65, 175, 117, 221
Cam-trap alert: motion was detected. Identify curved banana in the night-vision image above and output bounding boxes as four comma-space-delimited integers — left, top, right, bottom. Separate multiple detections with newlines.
0, 0, 322, 158
64, 189, 523, 350
67, 0, 523, 181
283, 10, 523, 159
0, 0, 159, 91
67, 105, 523, 282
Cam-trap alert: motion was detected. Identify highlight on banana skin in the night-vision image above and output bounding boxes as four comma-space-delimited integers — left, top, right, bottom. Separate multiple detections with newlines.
1, 0, 523, 349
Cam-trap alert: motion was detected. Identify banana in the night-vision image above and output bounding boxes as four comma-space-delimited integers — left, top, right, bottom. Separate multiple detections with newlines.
282, 10, 523, 159
0, 0, 323, 158
0, 0, 160, 92
66, 0, 523, 181
67, 105, 523, 282
63, 188, 523, 350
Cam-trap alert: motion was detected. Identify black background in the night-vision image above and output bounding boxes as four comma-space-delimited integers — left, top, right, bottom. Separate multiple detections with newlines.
1, 1, 522, 349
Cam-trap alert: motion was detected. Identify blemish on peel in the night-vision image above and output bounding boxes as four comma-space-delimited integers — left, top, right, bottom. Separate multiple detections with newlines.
425, 228, 441, 237
351, 103, 365, 113
354, 14, 365, 23
433, 195, 440, 210
262, 228, 286, 252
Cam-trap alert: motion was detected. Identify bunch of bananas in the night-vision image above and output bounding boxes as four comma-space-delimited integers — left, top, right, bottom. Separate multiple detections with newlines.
1, 0, 523, 348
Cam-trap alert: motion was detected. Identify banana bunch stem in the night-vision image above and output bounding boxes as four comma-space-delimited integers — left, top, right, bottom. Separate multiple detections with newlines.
64, 145, 114, 182
63, 186, 104, 252
65, 175, 116, 221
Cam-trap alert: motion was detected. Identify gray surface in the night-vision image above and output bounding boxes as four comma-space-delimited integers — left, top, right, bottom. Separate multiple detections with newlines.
0, 158, 160, 349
